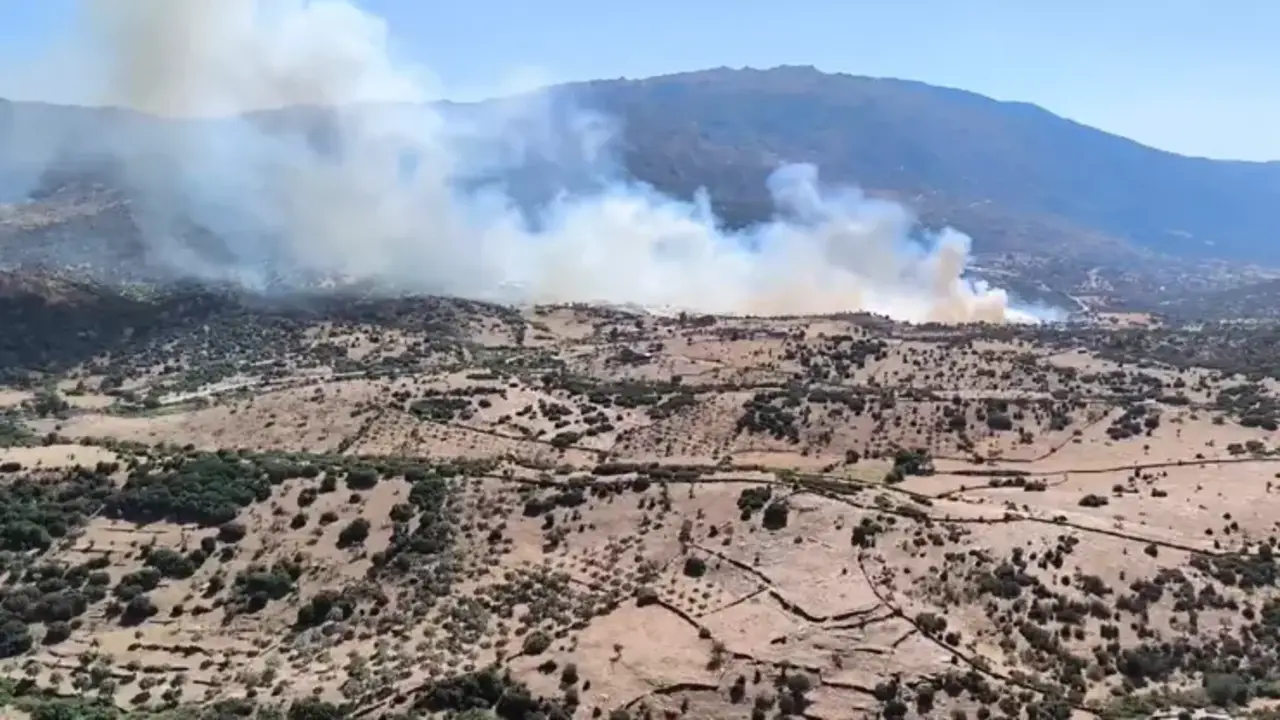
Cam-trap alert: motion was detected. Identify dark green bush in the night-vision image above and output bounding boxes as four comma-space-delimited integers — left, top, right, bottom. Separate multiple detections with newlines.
337, 518, 371, 548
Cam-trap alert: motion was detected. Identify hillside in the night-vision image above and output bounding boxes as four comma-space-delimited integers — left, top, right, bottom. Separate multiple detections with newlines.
12, 59, 1280, 720
568, 66, 1280, 265
5, 67, 1280, 312
5, 282, 1280, 718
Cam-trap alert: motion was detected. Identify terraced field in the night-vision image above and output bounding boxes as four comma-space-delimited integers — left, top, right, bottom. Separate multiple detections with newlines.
2, 288, 1280, 720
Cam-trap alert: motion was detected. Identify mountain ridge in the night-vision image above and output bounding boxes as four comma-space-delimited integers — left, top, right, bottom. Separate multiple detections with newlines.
3, 65, 1280, 289
551, 66, 1280, 265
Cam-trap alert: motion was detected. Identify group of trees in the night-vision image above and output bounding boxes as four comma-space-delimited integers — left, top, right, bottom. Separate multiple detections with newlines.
416, 666, 570, 719
0, 448, 478, 661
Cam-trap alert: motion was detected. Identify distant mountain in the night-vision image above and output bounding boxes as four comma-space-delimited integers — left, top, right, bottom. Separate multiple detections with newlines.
560, 66, 1280, 265
4, 65, 1280, 282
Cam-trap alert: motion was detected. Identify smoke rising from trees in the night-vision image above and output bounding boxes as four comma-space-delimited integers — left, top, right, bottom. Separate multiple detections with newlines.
3, 0, 1042, 323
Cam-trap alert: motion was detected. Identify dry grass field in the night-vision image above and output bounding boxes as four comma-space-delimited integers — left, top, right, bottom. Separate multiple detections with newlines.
3, 295, 1280, 720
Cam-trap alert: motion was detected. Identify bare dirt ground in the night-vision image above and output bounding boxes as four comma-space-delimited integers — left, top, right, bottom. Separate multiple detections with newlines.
3, 300, 1280, 720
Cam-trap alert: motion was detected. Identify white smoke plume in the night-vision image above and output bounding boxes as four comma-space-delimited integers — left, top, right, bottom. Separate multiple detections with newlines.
7, 0, 1041, 324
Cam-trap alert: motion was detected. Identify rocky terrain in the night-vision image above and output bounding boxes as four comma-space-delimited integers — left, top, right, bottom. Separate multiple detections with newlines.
1, 279, 1280, 719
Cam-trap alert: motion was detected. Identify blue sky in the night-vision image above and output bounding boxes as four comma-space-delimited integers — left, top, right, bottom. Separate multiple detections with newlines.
1, 0, 1277, 160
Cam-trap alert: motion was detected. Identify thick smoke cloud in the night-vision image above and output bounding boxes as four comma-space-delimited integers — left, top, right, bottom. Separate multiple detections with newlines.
7, 0, 1040, 323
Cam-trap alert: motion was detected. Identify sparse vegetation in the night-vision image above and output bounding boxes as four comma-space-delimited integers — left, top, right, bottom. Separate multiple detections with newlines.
0, 262, 1278, 720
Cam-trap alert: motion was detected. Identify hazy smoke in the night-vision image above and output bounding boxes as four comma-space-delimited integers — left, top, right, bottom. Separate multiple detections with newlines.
7, 0, 1041, 323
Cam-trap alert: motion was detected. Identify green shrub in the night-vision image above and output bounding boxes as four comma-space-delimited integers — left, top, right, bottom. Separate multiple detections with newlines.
762, 500, 790, 530
683, 556, 707, 578
522, 631, 552, 655
337, 518, 371, 548
145, 547, 197, 579
344, 467, 379, 490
